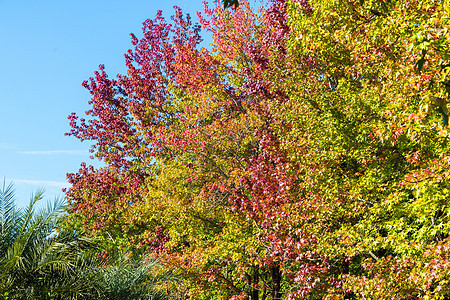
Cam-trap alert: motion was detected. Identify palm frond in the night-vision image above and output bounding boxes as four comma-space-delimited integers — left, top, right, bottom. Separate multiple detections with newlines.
0, 185, 82, 298
0, 181, 18, 254
14, 189, 43, 245
0, 183, 178, 299
15, 192, 67, 261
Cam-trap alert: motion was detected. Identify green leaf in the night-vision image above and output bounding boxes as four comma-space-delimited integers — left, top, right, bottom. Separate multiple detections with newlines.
223, 0, 239, 9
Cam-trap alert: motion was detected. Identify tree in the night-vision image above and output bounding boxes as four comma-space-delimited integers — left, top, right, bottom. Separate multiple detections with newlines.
66, 0, 450, 298
0, 182, 97, 299
65, 1, 293, 298
266, 0, 450, 298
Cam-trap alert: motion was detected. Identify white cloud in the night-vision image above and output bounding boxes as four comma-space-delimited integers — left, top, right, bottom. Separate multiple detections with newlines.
11, 179, 70, 188
0, 143, 16, 150
21, 150, 89, 155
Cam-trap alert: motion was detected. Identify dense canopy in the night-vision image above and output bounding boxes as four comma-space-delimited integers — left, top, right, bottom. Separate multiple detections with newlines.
65, 0, 450, 298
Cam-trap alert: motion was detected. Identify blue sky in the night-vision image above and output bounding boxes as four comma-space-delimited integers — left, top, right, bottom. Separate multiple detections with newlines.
0, 0, 208, 207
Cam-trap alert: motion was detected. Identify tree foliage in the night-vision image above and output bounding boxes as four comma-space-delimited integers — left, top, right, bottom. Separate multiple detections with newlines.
0, 182, 97, 299
0, 182, 180, 299
66, 0, 450, 298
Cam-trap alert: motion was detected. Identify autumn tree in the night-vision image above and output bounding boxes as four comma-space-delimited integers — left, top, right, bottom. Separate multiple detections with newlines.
264, 0, 450, 298
66, 0, 450, 299
66, 1, 294, 298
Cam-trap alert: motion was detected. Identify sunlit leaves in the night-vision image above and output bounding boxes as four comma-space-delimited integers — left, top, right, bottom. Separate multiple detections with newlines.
66, 0, 450, 298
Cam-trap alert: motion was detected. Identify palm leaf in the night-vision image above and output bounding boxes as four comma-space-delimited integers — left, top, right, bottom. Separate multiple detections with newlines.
0, 181, 18, 255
